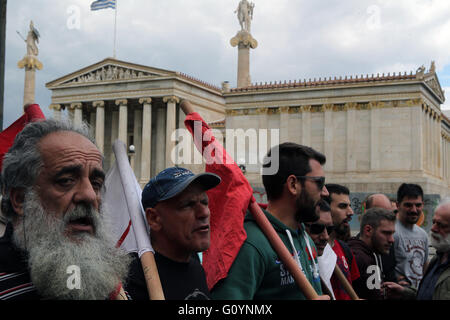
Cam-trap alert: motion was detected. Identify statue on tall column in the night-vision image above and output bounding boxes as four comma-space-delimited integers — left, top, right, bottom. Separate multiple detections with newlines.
26, 20, 40, 57
235, 0, 255, 33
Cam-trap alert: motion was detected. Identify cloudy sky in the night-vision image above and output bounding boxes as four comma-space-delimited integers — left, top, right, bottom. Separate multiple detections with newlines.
3, 0, 450, 127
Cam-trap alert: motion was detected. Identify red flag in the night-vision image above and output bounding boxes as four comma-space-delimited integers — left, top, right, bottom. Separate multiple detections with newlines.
184, 112, 254, 290
0, 104, 45, 171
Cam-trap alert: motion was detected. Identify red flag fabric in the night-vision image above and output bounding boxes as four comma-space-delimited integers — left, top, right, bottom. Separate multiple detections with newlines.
184, 112, 254, 290
0, 104, 45, 171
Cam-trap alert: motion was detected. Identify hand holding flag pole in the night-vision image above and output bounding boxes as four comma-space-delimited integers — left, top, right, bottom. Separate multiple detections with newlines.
180, 100, 329, 300
111, 140, 165, 300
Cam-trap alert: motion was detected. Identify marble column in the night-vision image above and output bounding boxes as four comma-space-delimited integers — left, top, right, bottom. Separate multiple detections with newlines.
116, 99, 128, 145
70, 102, 83, 126
139, 98, 152, 185
49, 104, 62, 121
279, 107, 290, 143
323, 104, 334, 172
410, 105, 423, 171
133, 106, 143, 181
436, 114, 442, 176
163, 96, 180, 168
346, 103, 357, 172
155, 105, 166, 174
370, 104, 380, 171
92, 101, 105, 153
301, 106, 311, 147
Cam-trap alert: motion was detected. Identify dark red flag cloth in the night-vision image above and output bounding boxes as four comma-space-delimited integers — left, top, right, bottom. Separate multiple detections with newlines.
184, 112, 254, 290
0, 104, 45, 171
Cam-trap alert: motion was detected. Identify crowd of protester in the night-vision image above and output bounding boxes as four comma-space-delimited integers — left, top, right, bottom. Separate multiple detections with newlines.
0, 100, 449, 300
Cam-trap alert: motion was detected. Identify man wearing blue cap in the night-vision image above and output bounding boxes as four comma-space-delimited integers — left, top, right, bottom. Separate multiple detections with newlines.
125, 167, 221, 300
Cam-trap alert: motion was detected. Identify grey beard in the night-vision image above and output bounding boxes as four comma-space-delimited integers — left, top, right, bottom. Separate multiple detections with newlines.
12, 190, 130, 300
430, 232, 450, 253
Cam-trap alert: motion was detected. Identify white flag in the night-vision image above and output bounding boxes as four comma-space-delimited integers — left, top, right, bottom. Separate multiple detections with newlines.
318, 243, 337, 300
103, 140, 153, 257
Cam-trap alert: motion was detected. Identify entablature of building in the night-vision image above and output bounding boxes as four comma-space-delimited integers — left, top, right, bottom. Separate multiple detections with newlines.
225, 96, 429, 116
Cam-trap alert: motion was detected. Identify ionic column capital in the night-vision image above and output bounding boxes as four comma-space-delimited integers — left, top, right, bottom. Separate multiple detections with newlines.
92, 100, 105, 108
162, 96, 180, 104
280, 106, 290, 113
49, 104, 61, 111
138, 97, 152, 105
115, 99, 128, 106
69, 102, 82, 110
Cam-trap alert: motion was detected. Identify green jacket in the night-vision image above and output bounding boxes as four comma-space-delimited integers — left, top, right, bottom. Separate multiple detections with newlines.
211, 209, 322, 300
424, 255, 450, 300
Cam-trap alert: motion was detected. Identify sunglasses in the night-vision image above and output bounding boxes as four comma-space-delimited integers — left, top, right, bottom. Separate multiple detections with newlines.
305, 223, 335, 235
296, 176, 326, 190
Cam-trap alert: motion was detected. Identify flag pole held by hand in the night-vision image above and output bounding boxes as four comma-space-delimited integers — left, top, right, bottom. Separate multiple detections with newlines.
112, 140, 165, 300
249, 201, 329, 300
333, 264, 360, 300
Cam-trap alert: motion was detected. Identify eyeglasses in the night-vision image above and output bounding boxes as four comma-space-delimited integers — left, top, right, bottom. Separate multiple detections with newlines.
305, 223, 335, 235
295, 176, 326, 190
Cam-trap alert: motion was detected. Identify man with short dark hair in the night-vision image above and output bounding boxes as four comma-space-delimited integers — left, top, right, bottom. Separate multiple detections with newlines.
212, 142, 329, 300
383, 198, 450, 300
0, 119, 130, 300
125, 166, 221, 300
348, 207, 396, 299
394, 183, 428, 289
324, 183, 360, 300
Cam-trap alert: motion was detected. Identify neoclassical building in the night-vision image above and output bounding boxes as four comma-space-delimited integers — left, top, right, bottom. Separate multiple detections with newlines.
44, 3, 450, 199
46, 58, 225, 186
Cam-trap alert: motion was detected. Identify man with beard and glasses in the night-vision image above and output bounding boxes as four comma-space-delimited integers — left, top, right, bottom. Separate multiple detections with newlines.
323, 183, 360, 300
383, 198, 450, 300
348, 207, 396, 299
0, 119, 130, 300
393, 183, 428, 289
212, 143, 329, 300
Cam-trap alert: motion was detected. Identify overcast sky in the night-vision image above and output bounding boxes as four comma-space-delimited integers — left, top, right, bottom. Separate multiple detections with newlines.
3, 0, 450, 127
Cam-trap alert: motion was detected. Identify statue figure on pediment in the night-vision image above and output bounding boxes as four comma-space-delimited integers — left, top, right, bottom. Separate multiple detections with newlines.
430, 61, 436, 73
124, 68, 131, 79
112, 66, 119, 79
95, 69, 101, 81
118, 68, 124, 79
106, 66, 113, 80
416, 65, 425, 77
235, 0, 255, 32
131, 70, 137, 78
138, 72, 144, 78
100, 67, 106, 80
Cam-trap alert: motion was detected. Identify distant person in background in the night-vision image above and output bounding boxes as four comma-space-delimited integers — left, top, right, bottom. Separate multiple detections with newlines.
324, 184, 360, 300
393, 183, 428, 289
349, 207, 396, 299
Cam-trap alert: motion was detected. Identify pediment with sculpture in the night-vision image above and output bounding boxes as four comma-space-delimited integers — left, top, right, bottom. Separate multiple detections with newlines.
63, 64, 160, 85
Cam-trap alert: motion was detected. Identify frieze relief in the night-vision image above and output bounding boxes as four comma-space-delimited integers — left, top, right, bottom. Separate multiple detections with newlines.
64, 65, 157, 85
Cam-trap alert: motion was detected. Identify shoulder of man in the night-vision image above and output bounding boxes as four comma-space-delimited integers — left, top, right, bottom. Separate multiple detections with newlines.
337, 240, 353, 266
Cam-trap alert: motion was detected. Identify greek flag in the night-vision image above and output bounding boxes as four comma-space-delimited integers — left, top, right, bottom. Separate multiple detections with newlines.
91, 0, 116, 11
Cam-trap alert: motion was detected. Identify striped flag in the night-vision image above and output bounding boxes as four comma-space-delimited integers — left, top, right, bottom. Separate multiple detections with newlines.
91, 0, 116, 11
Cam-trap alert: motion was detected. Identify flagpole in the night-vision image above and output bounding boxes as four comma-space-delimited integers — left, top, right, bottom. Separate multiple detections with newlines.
113, 0, 117, 58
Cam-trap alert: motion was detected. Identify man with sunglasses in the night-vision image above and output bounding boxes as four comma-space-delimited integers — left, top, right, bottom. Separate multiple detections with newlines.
212, 143, 329, 300
393, 183, 429, 289
305, 200, 334, 257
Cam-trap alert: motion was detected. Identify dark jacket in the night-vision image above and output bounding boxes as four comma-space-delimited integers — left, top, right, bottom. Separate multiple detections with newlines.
417, 253, 450, 300
348, 237, 385, 300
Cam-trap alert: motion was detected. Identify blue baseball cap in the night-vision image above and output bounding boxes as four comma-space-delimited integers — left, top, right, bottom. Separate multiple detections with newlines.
141, 167, 221, 209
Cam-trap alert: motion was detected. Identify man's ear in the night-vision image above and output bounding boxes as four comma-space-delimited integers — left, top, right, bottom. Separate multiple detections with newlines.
145, 207, 162, 232
286, 175, 301, 196
10, 188, 25, 216
363, 224, 373, 237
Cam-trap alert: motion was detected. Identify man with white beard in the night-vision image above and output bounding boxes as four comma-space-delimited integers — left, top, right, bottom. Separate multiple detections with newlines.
0, 119, 130, 300
383, 199, 450, 300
